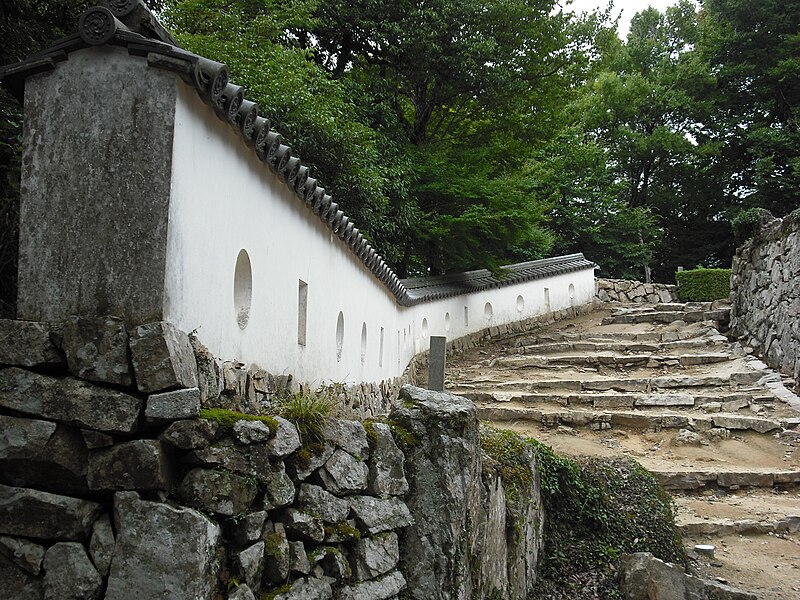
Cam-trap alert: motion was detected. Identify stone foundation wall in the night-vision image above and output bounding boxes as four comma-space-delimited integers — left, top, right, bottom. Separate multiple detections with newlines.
0, 315, 543, 599
730, 209, 800, 382
596, 278, 679, 304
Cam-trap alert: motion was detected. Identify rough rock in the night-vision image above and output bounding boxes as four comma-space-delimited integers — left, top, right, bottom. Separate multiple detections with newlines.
284, 509, 325, 543
228, 584, 256, 600
88, 514, 114, 577
318, 449, 368, 495
0, 319, 63, 368
231, 511, 268, 546
711, 414, 781, 433
190, 336, 221, 406
43, 542, 103, 600
128, 321, 198, 393
262, 461, 297, 510
233, 419, 272, 444
323, 419, 369, 459
336, 570, 406, 600
349, 496, 412, 535
619, 552, 757, 600
311, 546, 351, 579
289, 541, 311, 575
0, 484, 102, 541
0, 367, 143, 433
672, 429, 703, 446
297, 484, 350, 523
176, 468, 257, 516
717, 472, 774, 488
0, 415, 88, 494
365, 422, 408, 496
62, 315, 133, 386
654, 471, 717, 490
236, 540, 264, 588
88, 439, 173, 491
272, 577, 332, 600
266, 416, 301, 458
263, 526, 290, 583
184, 439, 272, 482
160, 418, 218, 450
0, 553, 42, 600
0, 535, 45, 575
351, 532, 399, 580
105, 492, 221, 600
81, 429, 114, 449
145, 387, 201, 421
288, 443, 335, 481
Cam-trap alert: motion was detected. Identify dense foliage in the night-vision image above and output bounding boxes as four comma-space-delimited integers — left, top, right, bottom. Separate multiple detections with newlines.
2, 0, 799, 313
675, 266, 731, 301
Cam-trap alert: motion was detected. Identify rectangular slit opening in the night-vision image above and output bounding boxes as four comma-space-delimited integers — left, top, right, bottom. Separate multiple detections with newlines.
297, 280, 308, 346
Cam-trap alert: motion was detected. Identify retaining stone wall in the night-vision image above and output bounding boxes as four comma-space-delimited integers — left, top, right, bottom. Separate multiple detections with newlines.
596, 278, 679, 304
730, 209, 800, 383
0, 315, 543, 599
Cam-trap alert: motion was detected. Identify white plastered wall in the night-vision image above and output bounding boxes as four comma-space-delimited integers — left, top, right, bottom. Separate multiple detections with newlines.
164, 82, 595, 386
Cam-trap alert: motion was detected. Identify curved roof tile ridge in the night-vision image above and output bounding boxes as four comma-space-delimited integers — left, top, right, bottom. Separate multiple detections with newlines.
0, 1, 597, 308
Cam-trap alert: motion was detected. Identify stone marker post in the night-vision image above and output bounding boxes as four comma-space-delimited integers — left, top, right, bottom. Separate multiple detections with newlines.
428, 336, 446, 392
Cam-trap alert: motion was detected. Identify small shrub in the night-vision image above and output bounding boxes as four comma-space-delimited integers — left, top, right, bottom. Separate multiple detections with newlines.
675, 267, 730, 301
276, 389, 336, 444
731, 207, 774, 242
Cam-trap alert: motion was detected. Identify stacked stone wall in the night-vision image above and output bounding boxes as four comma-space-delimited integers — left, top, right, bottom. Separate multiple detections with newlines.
730, 209, 800, 382
0, 315, 543, 599
596, 278, 679, 304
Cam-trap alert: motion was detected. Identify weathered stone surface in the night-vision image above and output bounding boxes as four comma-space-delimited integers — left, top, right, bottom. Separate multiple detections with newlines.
89, 514, 114, 577
672, 429, 703, 446
81, 429, 114, 449
636, 394, 694, 407
160, 418, 218, 450
272, 577, 332, 600
229, 584, 257, 600
311, 546, 351, 579
0, 484, 102, 541
284, 509, 325, 543
323, 419, 369, 460
297, 484, 349, 523
288, 443, 335, 481
0, 319, 63, 368
88, 439, 173, 491
105, 492, 221, 600
184, 439, 272, 482
0, 415, 88, 494
62, 315, 133, 386
266, 416, 301, 458
289, 541, 311, 575
233, 419, 271, 444
352, 532, 399, 580
336, 570, 407, 600
145, 387, 201, 421
236, 540, 265, 588
176, 468, 257, 516
190, 336, 221, 407
0, 535, 44, 575
619, 552, 757, 600
712, 414, 781, 433
263, 461, 297, 510
231, 511, 268, 546
717, 472, 774, 488
319, 449, 368, 495
0, 368, 143, 433
349, 496, 412, 536
263, 526, 290, 583
43, 542, 102, 600
0, 552, 42, 600
128, 321, 198, 394
653, 471, 716, 490
366, 422, 408, 496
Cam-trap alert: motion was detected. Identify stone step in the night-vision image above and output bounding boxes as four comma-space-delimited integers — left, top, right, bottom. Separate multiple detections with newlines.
652, 469, 800, 491
678, 516, 800, 537
458, 390, 774, 412
493, 352, 734, 369
511, 337, 729, 355
513, 327, 718, 346
476, 405, 786, 435
601, 308, 731, 326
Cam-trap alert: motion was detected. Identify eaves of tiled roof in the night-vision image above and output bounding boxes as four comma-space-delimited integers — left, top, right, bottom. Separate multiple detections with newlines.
0, 1, 597, 308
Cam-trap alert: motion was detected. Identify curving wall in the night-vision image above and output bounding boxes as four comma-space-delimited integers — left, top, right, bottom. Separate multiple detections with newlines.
4, 21, 596, 388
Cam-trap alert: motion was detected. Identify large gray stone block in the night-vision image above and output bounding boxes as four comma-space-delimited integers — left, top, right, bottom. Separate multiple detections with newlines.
43, 542, 103, 600
128, 321, 198, 393
351, 532, 400, 580
160, 418, 218, 450
272, 577, 332, 600
365, 422, 408, 496
0, 552, 43, 600
265, 416, 301, 458
0, 484, 102, 541
318, 449, 368, 495
89, 514, 114, 577
0, 415, 88, 494
336, 570, 406, 600
62, 315, 133, 386
88, 439, 173, 491
0, 535, 45, 575
145, 387, 201, 421
348, 496, 412, 535
105, 492, 221, 600
176, 468, 257, 516
323, 419, 369, 460
296, 484, 349, 524
0, 319, 64, 368
184, 439, 272, 482
0, 367, 143, 433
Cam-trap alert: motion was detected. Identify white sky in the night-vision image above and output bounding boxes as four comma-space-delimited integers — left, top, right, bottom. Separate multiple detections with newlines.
564, 0, 686, 38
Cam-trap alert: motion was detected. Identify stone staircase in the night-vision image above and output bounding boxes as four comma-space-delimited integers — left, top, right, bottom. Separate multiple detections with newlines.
447, 302, 800, 598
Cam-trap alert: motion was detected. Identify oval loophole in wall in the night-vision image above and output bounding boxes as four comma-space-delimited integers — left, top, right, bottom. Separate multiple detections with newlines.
233, 249, 252, 329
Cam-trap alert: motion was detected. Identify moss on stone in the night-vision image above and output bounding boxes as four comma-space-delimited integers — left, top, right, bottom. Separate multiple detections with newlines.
324, 520, 361, 541
199, 408, 278, 435
264, 532, 285, 560
261, 582, 292, 600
